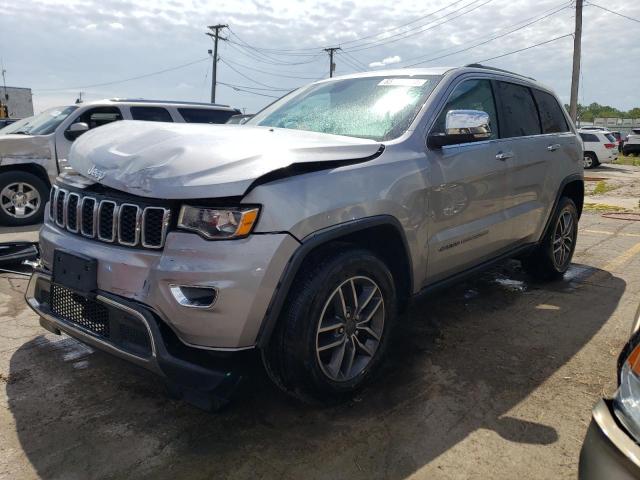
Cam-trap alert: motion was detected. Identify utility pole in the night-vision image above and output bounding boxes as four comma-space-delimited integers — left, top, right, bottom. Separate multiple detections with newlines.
206, 24, 228, 104
1, 59, 7, 101
569, 0, 583, 124
324, 47, 341, 78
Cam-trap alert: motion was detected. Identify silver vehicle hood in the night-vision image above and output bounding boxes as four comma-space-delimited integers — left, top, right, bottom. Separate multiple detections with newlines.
69, 121, 383, 199
0, 135, 52, 162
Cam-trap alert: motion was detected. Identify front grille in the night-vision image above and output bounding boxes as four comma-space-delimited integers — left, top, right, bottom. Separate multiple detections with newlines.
48, 283, 152, 356
51, 186, 170, 249
50, 283, 110, 337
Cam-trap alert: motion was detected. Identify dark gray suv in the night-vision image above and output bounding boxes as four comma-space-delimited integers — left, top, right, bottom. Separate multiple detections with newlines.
26, 65, 584, 408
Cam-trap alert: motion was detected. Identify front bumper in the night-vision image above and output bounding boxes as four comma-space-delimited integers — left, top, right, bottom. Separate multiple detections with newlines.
25, 271, 252, 407
38, 215, 299, 349
579, 399, 640, 479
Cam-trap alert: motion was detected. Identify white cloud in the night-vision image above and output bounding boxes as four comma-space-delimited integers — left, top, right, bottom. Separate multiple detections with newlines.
83, 23, 97, 30
109, 22, 124, 30
369, 55, 402, 68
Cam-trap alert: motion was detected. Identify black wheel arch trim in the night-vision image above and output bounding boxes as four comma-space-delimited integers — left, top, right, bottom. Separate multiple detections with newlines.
255, 215, 413, 348
540, 173, 584, 241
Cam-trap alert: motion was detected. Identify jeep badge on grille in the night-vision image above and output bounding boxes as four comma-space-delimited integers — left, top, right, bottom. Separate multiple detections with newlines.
87, 165, 106, 181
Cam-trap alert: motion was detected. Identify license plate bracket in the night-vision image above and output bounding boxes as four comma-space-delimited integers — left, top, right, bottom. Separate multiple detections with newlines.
52, 249, 98, 296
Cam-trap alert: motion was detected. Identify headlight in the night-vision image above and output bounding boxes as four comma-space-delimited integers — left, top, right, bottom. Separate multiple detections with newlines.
613, 336, 640, 442
177, 206, 260, 239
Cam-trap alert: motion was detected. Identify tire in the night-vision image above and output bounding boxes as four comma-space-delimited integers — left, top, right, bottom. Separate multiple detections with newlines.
522, 197, 578, 281
583, 152, 597, 169
262, 247, 397, 404
0, 171, 49, 226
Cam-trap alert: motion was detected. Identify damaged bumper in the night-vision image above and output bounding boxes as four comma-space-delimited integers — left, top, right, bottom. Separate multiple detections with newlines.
25, 270, 251, 408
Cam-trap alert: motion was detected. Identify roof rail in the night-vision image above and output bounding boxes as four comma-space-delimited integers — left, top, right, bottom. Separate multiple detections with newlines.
464, 63, 536, 81
108, 98, 234, 108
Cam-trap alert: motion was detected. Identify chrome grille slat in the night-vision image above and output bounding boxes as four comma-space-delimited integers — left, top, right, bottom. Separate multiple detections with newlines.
51, 189, 170, 249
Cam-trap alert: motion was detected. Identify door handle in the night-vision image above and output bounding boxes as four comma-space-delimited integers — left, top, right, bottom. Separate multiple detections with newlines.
547, 144, 561, 152
495, 151, 514, 161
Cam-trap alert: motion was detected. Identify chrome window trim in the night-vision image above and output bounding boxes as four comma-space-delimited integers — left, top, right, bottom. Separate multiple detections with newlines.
97, 200, 118, 243
117, 203, 142, 246
80, 196, 97, 238
66, 192, 81, 233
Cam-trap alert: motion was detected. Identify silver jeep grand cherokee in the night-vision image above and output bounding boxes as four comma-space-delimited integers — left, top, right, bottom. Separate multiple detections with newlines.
25, 65, 584, 408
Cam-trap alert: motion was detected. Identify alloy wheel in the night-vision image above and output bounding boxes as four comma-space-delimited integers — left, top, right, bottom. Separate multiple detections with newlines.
315, 275, 385, 382
553, 210, 574, 269
0, 182, 41, 218
583, 155, 593, 169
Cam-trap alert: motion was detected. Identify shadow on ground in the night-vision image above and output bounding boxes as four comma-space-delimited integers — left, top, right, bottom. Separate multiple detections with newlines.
6, 261, 624, 479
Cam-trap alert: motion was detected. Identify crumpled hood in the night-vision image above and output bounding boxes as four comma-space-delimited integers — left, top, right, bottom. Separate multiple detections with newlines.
69, 120, 382, 198
0, 134, 52, 162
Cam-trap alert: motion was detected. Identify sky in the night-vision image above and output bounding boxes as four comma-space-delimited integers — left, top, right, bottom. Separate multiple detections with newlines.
1, 0, 639, 115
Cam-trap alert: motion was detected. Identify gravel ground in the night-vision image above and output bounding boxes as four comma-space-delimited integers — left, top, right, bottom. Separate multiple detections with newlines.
584, 163, 640, 211
1, 212, 640, 480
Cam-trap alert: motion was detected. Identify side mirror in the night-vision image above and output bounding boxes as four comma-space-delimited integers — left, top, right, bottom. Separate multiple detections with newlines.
428, 110, 492, 148
64, 122, 89, 141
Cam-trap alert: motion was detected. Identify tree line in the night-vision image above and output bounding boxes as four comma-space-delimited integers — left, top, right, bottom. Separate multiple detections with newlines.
564, 103, 640, 122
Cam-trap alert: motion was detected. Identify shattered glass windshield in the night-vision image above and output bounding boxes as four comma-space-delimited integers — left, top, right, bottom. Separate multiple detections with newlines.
250, 75, 441, 141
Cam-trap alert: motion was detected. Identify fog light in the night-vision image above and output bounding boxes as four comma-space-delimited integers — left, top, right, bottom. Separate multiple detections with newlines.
169, 285, 218, 309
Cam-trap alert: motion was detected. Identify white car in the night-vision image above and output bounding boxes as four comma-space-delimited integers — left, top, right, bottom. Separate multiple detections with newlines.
0, 99, 240, 225
578, 129, 618, 169
623, 128, 640, 157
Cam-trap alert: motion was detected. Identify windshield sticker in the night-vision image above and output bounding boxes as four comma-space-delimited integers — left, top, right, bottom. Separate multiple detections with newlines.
378, 78, 427, 87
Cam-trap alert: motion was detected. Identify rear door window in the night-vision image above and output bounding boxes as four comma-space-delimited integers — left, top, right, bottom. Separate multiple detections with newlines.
130, 106, 173, 122
532, 89, 569, 134
604, 133, 616, 143
495, 81, 541, 138
178, 108, 236, 124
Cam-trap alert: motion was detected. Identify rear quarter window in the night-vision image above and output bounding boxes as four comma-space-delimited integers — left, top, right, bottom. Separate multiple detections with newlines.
532, 89, 569, 133
178, 108, 236, 124
579, 133, 599, 142
130, 106, 173, 122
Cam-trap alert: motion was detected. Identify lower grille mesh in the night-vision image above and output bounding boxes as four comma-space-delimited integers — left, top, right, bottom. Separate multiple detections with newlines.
50, 284, 110, 337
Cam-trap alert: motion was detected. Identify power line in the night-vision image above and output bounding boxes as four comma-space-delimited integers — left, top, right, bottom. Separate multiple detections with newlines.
341, 50, 368, 70
218, 83, 281, 98
225, 0, 471, 54
226, 41, 322, 66
219, 56, 323, 80
336, 52, 365, 72
34, 58, 210, 92
401, 2, 572, 67
474, 33, 573, 63
344, 0, 493, 53
219, 57, 304, 89
218, 81, 291, 92
586, 2, 640, 23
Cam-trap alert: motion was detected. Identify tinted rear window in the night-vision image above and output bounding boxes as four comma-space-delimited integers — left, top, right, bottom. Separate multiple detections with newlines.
496, 81, 541, 138
130, 106, 173, 122
605, 133, 616, 142
178, 108, 236, 124
532, 89, 569, 133
579, 133, 598, 142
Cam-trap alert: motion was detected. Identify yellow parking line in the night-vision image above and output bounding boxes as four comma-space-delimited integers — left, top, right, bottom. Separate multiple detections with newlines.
602, 241, 640, 272
582, 229, 640, 238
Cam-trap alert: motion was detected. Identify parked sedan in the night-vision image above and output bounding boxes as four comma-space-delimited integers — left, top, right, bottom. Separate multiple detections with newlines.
579, 305, 640, 479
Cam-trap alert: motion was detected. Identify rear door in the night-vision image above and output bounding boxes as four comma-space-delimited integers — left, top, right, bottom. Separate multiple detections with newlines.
494, 81, 572, 245
425, 77, 511, 282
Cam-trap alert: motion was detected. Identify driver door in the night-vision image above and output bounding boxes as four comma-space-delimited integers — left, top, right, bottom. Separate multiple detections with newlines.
55, 106, 124, 165
425, 78, 511, 283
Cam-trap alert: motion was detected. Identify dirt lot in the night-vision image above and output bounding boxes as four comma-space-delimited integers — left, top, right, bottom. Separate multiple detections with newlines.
1, 212, 640, 480
584, 160, 640, 212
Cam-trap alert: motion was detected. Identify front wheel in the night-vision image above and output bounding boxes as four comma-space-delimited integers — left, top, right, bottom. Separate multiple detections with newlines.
262, 247, 397, 403
522, 197, 578, 281
0, 171, 49, 226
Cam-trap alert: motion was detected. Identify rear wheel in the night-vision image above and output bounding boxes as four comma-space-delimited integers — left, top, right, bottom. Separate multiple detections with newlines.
583, 152, 598, 169
0, 171, 48, 226
262, 247, 397, 403
522, 197, 578, 281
